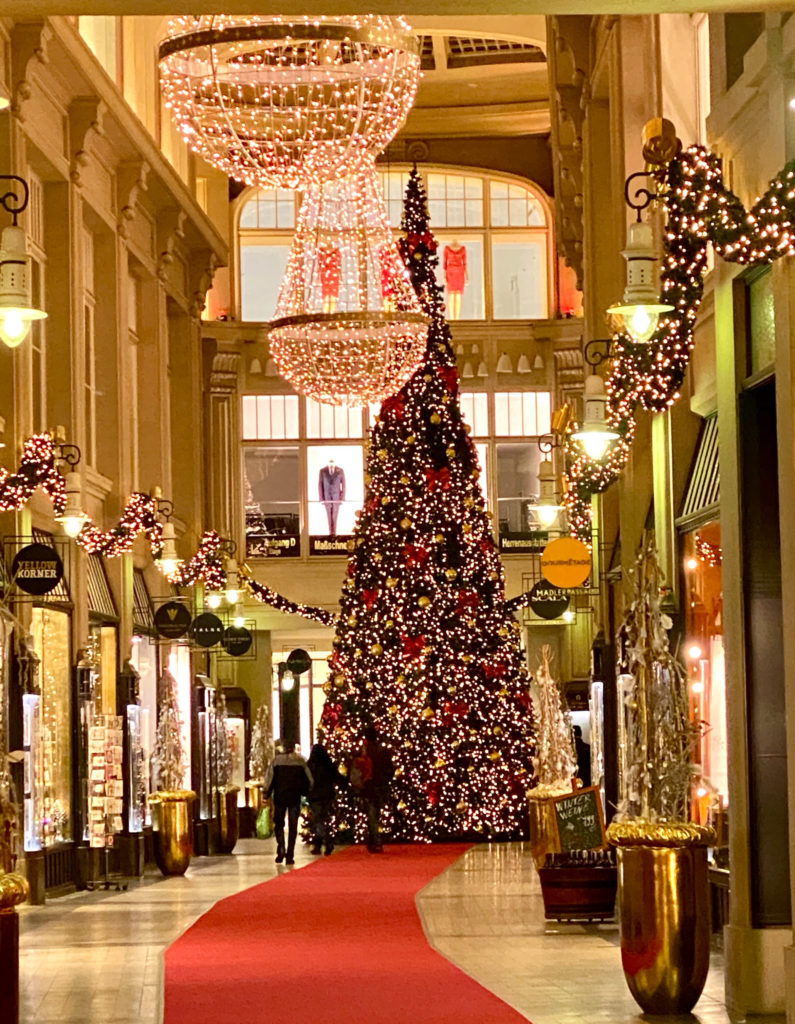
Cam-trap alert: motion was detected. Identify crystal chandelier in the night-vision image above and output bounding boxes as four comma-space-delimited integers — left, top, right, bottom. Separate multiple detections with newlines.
268, 156, 428, 406
158, 15, 421, 189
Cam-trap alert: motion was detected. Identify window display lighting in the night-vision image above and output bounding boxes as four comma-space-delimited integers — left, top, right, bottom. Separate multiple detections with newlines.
0, 175, 47, 348
158, 15, 421, 190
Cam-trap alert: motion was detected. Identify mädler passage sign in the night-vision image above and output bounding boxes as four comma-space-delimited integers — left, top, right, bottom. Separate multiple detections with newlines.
540, 536, 591, 589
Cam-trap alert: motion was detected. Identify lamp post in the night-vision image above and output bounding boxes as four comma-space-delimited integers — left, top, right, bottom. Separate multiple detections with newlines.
0, 176, 47, 348
606, 172, 674, 345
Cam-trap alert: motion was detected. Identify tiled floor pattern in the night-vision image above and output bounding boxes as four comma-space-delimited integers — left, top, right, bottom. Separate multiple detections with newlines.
17, 839, 780, 1024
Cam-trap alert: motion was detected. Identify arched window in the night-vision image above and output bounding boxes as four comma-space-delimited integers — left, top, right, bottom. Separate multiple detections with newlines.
235, 168, 554, 323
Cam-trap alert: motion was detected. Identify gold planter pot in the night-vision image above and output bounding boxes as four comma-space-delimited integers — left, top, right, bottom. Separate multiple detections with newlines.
149, 791, 196, 877
217, 787, 240, 854
609, 821, 715, 1015
528, 793, 562, 869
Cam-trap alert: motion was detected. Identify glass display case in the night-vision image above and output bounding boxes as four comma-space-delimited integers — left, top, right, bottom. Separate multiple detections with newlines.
227, 717, 246, 806
87, 714, 124, 848
22, 693, 42, 852
196, 682, 216, 820
126, 705, 148, 833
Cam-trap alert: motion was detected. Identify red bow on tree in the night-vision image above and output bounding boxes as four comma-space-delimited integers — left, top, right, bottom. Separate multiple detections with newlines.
517, 688, 533, 710
321, 702, 342, 729
362, 588, 379, 609
381, 393, 406, 420
425, 466, 451, 492
484, 660, 508, 680
438, 365, 459, 395
402, 634, 427, 659
426, 780, 443, 806
363, 496, 379, 515
442, 700, 469, 726
403, 543, 430, 568
455, 590, 480, 615
479, 538, 494, 554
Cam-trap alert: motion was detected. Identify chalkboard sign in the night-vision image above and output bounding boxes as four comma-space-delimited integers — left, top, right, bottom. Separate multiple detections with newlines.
551, 786, 607, 852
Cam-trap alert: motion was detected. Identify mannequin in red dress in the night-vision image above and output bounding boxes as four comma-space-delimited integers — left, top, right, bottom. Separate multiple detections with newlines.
318, 245, 342, 313
443, 240, 467, 320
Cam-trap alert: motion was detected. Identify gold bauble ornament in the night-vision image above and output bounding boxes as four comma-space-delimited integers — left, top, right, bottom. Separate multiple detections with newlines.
371, 643, 383, 655
446, 446, 456, 457
407, 435, 416, 444
373, 552, 383, 562
381, 496, 391, 505
462, 422, 471, 433
441, 393, 450, 404
396, 674, 406, 685
422, 707, 434, 719
493, 725, 503, 735
430, 412, 441, 424
456, 800, 468, 813
386, 618, 394, 627
462, 654, 472, 663
354, 648, 362, 658
365, 681, 374, 689
322, 682, 332, 695
388, 704, 399, 715
418, 595, 431, 608
463, 523, 473, 534
398, 801, 407, 810
434, 757, 446, 768
387, 577, 398, 588
400, 517, 412, 529
364, 473, 372, 484
489, 751, 501, 761
400, 474, 410, 484
348, 614, 357, 625
423, 373, 432, 382
489, 571, 499, 581
377, 448, 389, 460
464, 497, 474, 508
445, 568, 457, 580
499, 626, 509, 637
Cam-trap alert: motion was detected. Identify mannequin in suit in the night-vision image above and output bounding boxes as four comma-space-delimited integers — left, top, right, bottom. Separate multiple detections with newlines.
318, 459, 346, 535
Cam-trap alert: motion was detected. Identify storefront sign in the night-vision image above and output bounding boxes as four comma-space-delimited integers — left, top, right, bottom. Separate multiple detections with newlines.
552, 787, 607, 852
12, 542, 64, 595
309, 535, 352, 557
540, 537, 592, 589
286, 648, 312, 676
223, 626, 253, 657
190, 612, 224, 648
529, 581, 570, 620
246, 533, 300, 558
153, 601, 192, 640
498, 535, 547, 554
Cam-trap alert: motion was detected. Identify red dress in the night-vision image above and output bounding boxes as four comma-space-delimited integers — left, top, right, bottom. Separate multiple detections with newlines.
378, 245, 397, 302
318, 246, 342, 299
444, 245, 467, 294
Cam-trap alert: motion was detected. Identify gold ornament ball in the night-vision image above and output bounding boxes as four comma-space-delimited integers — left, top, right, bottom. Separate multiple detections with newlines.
381, 496, 391, 505
462, 422, 471, 433
489, 751, 501, 761
418, 595, 431, 608
422, 707, 434, 719
463, 523, 473, 534
407, 435, 416, 444
464, 497, 474, 508
396, 674, 406, 685
430, 412, 441, 424
446, 446, 456, 457
371, 643, 383, 655
489, 571, 499, 581
373, 552, 383, 562
499, 626, 509, 637
434, 757, 446, 768
387, 577, 398, 588
400, 474, 410, 484
423, 373, 432, 382
388, 704, 399, 715
456, 800, 468, 813
445, 568, 457, 580
377, 448, 389, 460
365, 681, 374, 690
493, 725, 503, 735
400, 518, 412, 529
348, 614, 357, 625
435, 533, 444, 542
386, 618, 394, 628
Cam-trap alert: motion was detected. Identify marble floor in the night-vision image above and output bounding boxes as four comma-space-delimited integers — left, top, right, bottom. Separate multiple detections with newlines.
16, 839, 781, 1024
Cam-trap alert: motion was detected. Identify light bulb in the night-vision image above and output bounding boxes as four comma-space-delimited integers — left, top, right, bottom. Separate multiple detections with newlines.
691, 680, 704, 694
562, 609, 576, 623
580, 432, 614, 460
225, 587, 239, 605
0, 309, 28, 347
536, 503, 560, 528
232, 604, 245, 628
61, 515, 87, 538
625, 305, 659, 345
688, 644, 702, 660
696, 786, 708, 798
686, 557, 698, 570
282, 675, 296, 692
159, 557, 179, 576
207, 591, 222, 609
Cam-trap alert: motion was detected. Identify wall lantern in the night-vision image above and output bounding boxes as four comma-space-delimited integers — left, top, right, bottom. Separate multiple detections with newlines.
54, 439, 88, 538
571, 375, 619, 460
0, 176, 47, 348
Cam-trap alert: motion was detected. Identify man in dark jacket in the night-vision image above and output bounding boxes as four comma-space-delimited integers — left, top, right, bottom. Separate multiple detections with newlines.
318, 459, 345, 536
308, 737, 343, 856
350, 726, 394, 853
264, 741, 313, 865
573, 725, 592, 788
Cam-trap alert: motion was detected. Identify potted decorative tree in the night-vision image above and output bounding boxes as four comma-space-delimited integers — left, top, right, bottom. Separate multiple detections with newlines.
215, 692, 239, 854
149, 671, 196, 876
528, 645, 576, 866
608, 538, 712, 1014
248, 702, 275, 835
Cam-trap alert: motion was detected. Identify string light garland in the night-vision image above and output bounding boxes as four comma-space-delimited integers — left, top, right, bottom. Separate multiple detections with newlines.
0, 434, 66, 514
79, 493, 163, 558
695, 534, 722, 568
242, 572, 335, 625
269, 156, 428, 405
166, 530, 226, 589
565, 146, 795, 541
158, 15, 420, 189
319, 167, 535, 842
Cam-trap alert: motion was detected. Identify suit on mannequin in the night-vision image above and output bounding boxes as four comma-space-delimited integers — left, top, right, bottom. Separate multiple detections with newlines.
318, 460, 346, 535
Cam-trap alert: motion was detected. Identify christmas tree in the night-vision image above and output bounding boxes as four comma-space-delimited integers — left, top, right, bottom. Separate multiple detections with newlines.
249, 702, 276, 780
533, 644, 576, 797
320, 168, 535, 841
152, 671, 187, 792
214, 691, 232, 789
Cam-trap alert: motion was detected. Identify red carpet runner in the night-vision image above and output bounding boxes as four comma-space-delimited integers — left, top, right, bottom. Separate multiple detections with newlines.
164, 844, 531, 1023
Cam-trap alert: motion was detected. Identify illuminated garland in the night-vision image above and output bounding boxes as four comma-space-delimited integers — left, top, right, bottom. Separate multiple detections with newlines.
565, 147, 795, 541
242, 573, 336, 626
695, 534, 722, 567
0, 434, 66, 514
78, 493, 163, 558
168, 530, 225, 590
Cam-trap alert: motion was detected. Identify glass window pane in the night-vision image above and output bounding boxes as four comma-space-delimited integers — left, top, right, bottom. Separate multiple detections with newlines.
528, 200, 545, 227
748, 270, 776, 375
276, 190, 295, 228
491, 199, 509, 227
244, 446, 301, 558
496, 442, 542, 538
308, 445, 364, 542
509, 197, 527, 226
271, 395, 285, 439
476, 443, 489, 510
242, 396, 258, 439
523, 392, 537, 435
473, 393, 489, 435
240, 198, 258, 229
306, 398, 320, 438
460, 393, 474, 431
284, 396, 299, 438
536, 391, 551, 434
334, 405, 349, 438
320, 403, 335, 438
257, 192, 277, 229
509, 393, 523, 435
255, 396, 270, 439
494, 393, 509, 436
436, 235, 484, 320
240, 244, 291, 322
491, 238, 548, 319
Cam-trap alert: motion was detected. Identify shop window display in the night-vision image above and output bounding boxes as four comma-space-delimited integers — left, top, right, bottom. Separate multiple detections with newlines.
244, 446, 301, 558
491, 236, 548, 319
434, 235, 484, 320
31, 607, 72, 846
683, 522, 728, 857
307, 444, 364, 550
496, 443, 542, 541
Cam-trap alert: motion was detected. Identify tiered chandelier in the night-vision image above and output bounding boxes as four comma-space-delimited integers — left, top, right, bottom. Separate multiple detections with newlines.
158, 15, 422, 189
159, 14, 427, 405
269, 156, 427, 405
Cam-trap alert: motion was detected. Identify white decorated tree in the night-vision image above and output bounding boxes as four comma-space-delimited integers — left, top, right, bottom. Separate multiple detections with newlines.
152, 671, 186, 792
249, 702, 275, 781
533, 644, 576, 797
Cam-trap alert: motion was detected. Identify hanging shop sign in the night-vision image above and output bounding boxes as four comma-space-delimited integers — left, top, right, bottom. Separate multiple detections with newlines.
286, 648, 312, 676
528, 581, 570, 620
309, 535, 353, 557
190, 612, 225, 648
498, 535, 547, 555
153, 601, 192, 639
223, 626, 253, 657
540, 537, 592, 589
551, 786, 607, 853
12, 542, 64, 596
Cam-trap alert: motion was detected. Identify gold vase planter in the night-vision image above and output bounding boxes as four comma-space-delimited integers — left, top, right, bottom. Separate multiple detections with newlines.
149, 790, 197, 877
609, 821, 715, 1015
217, 786, 240, 854
528, 790, 564, 869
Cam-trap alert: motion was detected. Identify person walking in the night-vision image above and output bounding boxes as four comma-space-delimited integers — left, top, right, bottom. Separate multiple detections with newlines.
350, 726, 394, 853
573, 725, 592, 788
307, 738, 343, 856
264, 740, 313, 865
